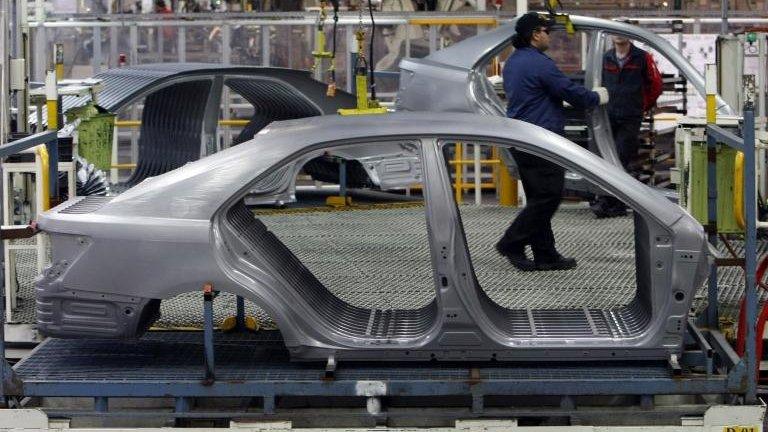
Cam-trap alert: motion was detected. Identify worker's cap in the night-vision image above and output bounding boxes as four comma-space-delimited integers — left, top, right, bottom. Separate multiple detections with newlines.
515, 12, 553, 39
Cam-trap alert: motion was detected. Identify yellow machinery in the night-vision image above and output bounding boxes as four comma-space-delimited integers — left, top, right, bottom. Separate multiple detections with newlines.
337, 27, 387, 116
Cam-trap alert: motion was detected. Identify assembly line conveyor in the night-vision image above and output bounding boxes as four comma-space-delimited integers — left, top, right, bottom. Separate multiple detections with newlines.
0, 106, 763, 421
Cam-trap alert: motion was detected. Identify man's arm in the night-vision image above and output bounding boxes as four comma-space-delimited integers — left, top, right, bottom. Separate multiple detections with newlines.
642, 52, 663, 111
540, 59, 600, 109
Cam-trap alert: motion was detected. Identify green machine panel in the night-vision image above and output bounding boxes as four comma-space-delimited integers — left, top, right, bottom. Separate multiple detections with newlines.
686, 143, 742, 233
66, 103, 115, 172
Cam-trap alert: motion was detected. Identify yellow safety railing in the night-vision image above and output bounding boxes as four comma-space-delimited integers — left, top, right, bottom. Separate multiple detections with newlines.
449, 143, 517, 206
408, 17, 498, 26
35, 145, 51, 211
112, 163, 137, 170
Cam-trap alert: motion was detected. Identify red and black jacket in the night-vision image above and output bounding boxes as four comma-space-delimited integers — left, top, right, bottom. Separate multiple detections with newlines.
602, 44, 663, 119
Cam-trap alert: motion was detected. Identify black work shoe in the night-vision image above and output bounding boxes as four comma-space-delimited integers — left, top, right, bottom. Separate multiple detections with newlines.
495, 242, 536, 271
534, 254, 577, 271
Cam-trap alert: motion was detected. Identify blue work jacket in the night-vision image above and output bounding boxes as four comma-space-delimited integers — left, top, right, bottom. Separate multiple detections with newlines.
503, 47, 599, 135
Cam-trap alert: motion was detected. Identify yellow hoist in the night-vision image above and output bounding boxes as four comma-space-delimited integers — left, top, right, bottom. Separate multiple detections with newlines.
312, 0, 339, 96
337, 27, 387, 116
544, 0, 575, 35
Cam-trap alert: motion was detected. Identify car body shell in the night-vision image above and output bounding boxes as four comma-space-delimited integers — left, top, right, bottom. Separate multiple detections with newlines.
36, 112, 708, 362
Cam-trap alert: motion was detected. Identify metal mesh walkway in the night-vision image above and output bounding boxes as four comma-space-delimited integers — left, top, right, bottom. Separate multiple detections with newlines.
9, 205, 760, 328
14, 331, 674, 383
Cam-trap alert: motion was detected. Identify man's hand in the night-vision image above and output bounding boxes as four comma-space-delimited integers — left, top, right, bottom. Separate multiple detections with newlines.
593, 87, 609, 105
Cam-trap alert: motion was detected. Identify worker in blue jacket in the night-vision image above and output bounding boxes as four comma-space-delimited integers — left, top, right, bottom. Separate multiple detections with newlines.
495, 12, 609, 271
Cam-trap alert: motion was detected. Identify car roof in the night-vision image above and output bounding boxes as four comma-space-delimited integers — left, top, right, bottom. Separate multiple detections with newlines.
100, 112, 683, 226
36, 63, 354, 125
412, 14, 732, 115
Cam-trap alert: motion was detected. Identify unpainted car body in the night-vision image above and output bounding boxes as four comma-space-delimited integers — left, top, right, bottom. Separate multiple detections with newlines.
36, 112, 708, 362
396, 15, 733, 169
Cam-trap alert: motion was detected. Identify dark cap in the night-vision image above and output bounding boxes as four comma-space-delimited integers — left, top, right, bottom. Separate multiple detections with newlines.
515, 12, 552, 39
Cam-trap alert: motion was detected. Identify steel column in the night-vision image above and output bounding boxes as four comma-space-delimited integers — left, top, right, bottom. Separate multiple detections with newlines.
743, 105, 758, 403
129, 25, 138, 65
92, 25, 102, 74
222, 24, 231, 65
109, 26, 118, 68
428, 25, 437, 54
260, 25, 270, 67
203, 284, 216, 384
157, 24, 163, 63
705, 135, 718, 328
346, 25, 354, 93
178, 26, 186, 63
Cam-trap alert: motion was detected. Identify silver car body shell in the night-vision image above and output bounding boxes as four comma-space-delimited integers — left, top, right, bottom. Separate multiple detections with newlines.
396, 15, 734, 172
37, 112, 708, 362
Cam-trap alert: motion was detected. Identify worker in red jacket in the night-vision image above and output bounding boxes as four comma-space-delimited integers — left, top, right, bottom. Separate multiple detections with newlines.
591, 35, 663, 218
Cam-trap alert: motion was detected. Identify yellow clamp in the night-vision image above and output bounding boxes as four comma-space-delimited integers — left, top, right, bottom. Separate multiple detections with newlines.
220, 315, 260, 332
734, 151, 745, 230
552, 13, 575, 35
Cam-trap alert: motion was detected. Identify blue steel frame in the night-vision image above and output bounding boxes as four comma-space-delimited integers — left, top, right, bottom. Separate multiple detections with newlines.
0, 112, 762, 412
705, 103, 759, 403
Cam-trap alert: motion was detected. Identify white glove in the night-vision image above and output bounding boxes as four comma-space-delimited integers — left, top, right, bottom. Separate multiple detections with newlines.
593, 87, 609, 105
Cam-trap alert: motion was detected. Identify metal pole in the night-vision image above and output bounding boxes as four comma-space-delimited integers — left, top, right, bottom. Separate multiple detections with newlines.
346, 25, 354, 93
706, 132, 718, 328
428, 25, 437, 54
720, 0, 729, 35
129, 25, 138, 65
743, 104, 758, 404
33, 0, 45, 81
758, 34, 766, 200
178, 26, 186, 63
260, 25, 270, 67
705, 65, 718, 328
222, 24, 231, 65
13, 0, 29, 133
157, 24, 163, 63
92, 25, 102, 74
0, 0, 8, 145
110, 26, 118, 68
202, 283, 216, 384
474, 144, 481, 206
0, 3, 6, 406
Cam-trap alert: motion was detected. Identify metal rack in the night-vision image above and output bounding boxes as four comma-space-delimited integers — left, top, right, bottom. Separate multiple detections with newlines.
0, 107, 762, 420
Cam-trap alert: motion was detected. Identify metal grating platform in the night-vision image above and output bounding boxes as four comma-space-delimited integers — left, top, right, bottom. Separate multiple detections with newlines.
8, 205, 764, 328
13, 331, 674, 384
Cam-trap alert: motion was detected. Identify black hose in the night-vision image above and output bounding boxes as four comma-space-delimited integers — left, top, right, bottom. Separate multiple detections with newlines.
367, 0, 377, 100
331, 3, 338, 82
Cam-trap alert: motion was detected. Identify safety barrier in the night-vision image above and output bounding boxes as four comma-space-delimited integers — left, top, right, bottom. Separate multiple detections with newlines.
449, 143, 517, 207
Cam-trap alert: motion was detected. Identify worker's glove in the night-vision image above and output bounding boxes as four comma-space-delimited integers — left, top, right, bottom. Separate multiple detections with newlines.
593, 87, 609, 105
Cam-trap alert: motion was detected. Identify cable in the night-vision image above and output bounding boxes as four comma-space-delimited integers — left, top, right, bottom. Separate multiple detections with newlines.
330, 1, 339, 83
366, 0, 377, 100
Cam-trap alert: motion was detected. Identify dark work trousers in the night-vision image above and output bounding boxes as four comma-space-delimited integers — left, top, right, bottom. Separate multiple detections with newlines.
610, 115, 643, 170
499, 149, 564, 260
592, 116, 643, 214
